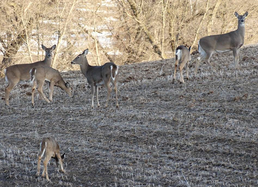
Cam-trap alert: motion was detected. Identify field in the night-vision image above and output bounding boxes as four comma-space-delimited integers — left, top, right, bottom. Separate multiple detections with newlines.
0, 45, 258, 186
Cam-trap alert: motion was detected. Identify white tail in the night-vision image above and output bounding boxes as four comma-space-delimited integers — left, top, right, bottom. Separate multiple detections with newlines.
71, 49, 119, 108
36, 137, 65, 181
30, 66, 72, 107
173, 45, 191, 83
195, 11, 248, 74
4, 44, 56, 106
40, 142, 46, 158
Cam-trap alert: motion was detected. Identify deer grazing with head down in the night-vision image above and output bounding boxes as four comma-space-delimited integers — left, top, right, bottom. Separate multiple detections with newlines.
195, 11, 248, 75
4, 44, 56, 106
71, 49, 119, 108
30, 66, 72, 107
173, 45, 191, 83
36, 137, 65, 181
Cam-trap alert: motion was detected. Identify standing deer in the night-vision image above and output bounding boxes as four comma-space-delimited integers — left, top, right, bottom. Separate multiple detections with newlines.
195, 11, 248, 75
30, 66, 72, 107
71, 49, 119, 108
4, 44, 56, 106
173, 45, 191, 83
36, 137, 65, 181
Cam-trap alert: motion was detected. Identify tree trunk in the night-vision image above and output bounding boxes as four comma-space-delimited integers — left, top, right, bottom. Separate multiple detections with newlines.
126, 0, 166, 59
191, 0, 210, 53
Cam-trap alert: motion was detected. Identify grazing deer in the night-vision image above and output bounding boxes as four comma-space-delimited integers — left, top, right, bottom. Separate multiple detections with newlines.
30, 66, 72, 106
4, 44, 56, 106
195, 11, 248, 75
71, 49, 119, 108
36, 137, 65, 181
173, 45, 191, 83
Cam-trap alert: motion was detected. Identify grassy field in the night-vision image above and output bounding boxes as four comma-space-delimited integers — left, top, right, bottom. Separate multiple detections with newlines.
0, 45, 258, 186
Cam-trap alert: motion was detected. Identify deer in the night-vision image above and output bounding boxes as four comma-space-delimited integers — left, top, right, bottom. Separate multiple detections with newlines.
30, 66, 72, 107
173, 45, 191, 83
4, 44, 56, 106
195, 11, 248, 75
71, 49, 119, 108
36, 137, 65, 181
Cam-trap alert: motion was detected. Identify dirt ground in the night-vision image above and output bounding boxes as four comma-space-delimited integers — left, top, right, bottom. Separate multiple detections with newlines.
0, 45, 258, 186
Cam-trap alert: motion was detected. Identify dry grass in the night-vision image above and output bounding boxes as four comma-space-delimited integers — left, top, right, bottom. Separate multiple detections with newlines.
0, 45, 258, 186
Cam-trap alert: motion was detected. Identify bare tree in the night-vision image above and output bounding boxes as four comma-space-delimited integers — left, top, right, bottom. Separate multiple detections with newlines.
0, 0, 257, 76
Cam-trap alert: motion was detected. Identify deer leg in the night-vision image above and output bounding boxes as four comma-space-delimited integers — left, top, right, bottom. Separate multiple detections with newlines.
173, 59, 179, 83
36, 155, 42, 177
32, 80, 37, 107
186, 61, 189, 80
37, 81, 50, 103
56, 154, 66, 173
179, 60, 187, 83
195, 57, 201, 75
49, 81, 54, 102
5, 80, 18, 106
206, 52, 218, 71
96, 86, 100, 107
233, 48, 240, 68
195, 52, 213, 75
105, 81, 111, 108
114, 80, 119, 108
42, 154, 51, 181
91, 85, 95, 108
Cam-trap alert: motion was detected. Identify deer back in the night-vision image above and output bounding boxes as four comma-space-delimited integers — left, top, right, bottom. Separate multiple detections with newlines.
5, 45, 55, 82
199, 11, 248, 53
36, 67, 70, 91
86, 62, 118, 85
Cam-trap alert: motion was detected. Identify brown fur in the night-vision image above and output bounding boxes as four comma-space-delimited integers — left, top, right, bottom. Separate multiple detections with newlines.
30, 66, 72, 106
71, 49, 119, 108
173, 45, 191, 83
4, 45, 56, 106
36, 137, 65, 181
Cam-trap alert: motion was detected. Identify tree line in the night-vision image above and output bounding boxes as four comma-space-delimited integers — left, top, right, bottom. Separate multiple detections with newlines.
0, 0, 256, 76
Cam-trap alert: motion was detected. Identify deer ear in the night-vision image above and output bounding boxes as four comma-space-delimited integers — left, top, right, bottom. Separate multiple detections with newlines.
234, 12, 239, 18
51, 45, 56, 51
41, 44, 46, 50
65, 82, 70, 88
83, 49, 89, 55
61, 153, 65, 159
244, 11, 248, 17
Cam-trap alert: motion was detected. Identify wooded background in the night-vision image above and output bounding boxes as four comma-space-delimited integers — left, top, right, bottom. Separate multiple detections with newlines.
0, 0, 257, 76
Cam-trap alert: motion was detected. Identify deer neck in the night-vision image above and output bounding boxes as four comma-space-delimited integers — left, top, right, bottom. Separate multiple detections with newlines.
80, 57, 90, 75
58, 80, 66, 90
43, 57, 52, 66
237, 23, 245, 39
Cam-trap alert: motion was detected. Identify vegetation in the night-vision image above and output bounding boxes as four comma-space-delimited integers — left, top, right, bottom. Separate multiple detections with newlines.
0, 0, 257, 75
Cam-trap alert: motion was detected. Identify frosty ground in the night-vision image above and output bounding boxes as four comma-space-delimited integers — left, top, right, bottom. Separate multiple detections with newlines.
0, 45, 258, 186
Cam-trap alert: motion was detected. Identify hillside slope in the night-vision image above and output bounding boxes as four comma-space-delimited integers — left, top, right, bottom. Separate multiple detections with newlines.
0, 45, 257, 186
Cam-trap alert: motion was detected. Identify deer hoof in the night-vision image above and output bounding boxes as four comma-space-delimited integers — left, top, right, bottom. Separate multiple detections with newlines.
60, 170, 66, 174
